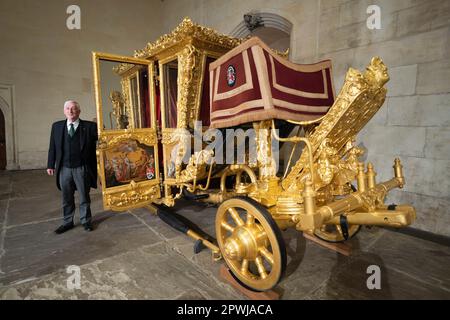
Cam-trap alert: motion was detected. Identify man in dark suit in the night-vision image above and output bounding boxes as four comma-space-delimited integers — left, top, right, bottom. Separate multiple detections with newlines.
47, 100, 98, 234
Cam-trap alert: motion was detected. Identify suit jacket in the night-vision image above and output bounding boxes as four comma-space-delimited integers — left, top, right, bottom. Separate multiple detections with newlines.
47, 119, 98, 190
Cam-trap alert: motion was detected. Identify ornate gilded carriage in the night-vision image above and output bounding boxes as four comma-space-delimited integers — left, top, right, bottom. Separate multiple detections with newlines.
92, 18, 415, 292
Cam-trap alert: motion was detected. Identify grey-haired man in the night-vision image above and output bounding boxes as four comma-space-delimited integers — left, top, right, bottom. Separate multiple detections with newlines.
47, 100, 98, 233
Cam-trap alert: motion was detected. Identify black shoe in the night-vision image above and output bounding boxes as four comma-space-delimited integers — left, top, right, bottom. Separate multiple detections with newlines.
83, 222, 93, 232
55, 223, 74, 234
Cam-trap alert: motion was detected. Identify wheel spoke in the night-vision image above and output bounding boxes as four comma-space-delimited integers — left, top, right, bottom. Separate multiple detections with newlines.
241, 259, 249, 275
336, 224, 343, 236
228, 207, 244, 227
221, 221, 235, 233
259, 247, 274, 266
255, 256, 268, 279
254, 230, 267, 243
246, 213, 255, 226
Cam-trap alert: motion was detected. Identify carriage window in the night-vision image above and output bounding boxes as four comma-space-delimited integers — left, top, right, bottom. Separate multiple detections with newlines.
162, 59, 178, 128
130, 75, 140, 128
98, 59, 151, 130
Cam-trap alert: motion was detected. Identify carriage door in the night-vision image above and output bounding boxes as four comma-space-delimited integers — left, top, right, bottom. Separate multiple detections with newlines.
92, 52, 161, 211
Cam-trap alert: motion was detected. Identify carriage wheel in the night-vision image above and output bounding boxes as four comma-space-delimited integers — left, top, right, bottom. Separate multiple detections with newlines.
215, 197, 286, 291
314, 224, 361, 243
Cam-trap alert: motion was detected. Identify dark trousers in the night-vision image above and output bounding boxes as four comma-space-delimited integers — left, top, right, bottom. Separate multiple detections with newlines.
59, 166, 92, 225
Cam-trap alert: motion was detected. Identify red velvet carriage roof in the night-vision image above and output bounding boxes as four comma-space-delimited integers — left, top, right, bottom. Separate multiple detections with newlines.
209, 37, 335, 128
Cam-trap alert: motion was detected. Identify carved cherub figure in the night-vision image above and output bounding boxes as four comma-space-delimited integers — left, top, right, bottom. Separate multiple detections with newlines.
332, 140, 365, 190
364, 56, 389, 88
315, 138, 338, 187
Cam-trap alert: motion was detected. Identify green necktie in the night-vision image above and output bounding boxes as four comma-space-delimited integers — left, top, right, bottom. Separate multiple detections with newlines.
69, 123, 75, 137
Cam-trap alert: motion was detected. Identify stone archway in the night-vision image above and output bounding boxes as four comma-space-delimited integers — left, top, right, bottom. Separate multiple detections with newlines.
0, 85, 19, 170
230, 12, 292, 53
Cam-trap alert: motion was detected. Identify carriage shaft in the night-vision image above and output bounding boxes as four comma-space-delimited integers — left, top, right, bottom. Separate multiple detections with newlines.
325, 205, 416, 227
317, 177, 404, 222
297, 158, 412, 232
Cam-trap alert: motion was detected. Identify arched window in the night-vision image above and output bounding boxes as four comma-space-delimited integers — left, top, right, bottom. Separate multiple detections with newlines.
230, 12, 292, 53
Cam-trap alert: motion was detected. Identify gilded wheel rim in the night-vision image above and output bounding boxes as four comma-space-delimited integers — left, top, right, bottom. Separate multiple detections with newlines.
314, 224, 361, 242
216, 198, 285, 291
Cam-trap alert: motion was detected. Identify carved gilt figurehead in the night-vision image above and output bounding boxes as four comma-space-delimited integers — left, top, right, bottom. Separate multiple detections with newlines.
364, 56, 389, 88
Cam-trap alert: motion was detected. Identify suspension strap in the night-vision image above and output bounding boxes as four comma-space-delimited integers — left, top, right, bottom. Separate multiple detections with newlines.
387, 204, 397, 210
340, 215, 349, 240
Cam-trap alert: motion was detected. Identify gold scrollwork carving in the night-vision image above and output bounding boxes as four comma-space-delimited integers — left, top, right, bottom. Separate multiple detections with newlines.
112, 63, 135, 75
120, 77, 133, 129
98, 131, 157, 149
254, 120, 277, 179
282, 57, 389, 192
161, 131, 177, 145
177, 44, 202, 128
105, 184, 160, 210
134, 18, 243, 59
177, 149, 214, 183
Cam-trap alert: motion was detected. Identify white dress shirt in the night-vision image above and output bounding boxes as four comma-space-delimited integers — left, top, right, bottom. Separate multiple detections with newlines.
67, 119, 80, 133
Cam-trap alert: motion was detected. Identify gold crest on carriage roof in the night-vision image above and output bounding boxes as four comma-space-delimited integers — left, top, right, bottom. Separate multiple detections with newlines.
92, 18, 415, 292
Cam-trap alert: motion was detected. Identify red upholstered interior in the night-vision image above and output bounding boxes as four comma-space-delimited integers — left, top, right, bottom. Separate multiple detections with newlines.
199, 57, 216, 127
141, 69, 151, 128
154, 64, 163, 168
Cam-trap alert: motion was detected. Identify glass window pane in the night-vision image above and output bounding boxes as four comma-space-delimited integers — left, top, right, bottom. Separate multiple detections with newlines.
99, 59, 151, 130
162, 60, 178, 128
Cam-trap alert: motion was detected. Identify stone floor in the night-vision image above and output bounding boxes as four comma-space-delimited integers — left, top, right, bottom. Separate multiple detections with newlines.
0, 170, 449, 300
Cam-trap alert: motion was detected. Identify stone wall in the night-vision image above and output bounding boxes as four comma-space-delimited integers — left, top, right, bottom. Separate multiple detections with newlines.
158, 0, 450, 236
317, 0, 450, 236
0, 0, 163, 169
